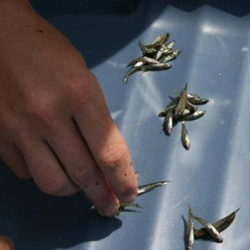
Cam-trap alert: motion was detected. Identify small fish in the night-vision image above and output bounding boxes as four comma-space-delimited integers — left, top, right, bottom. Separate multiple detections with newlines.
158, 99, 178, 117
139, 40, 158, 55
164, 40, 176, 50
175, 84, 188, 115
123, 67, 141, 83
158, 103, 177, 117
160, 40, 176, 55
127, 56, 159, 67
187, 94, 209, 105
140, 63, 172, 72
192, 215, 223, 243
151, 33, 169, 46
181, 122, 190, 150
163, 109, 174, 136
173, 109, 190, 120
181, 110, 206, 121
194, 208, 240, 240
185, 101, 197, 114
139, 33, 170, 56
138, 181, 170, 195
187, 93, 200, 99
154, 40, 176, 60
213, 208, 240, 232
134, 62, 144, 67
186, 204, 195, 250
159, 50, 181, 63
155, 49, 165, 61
139, 41, 157, 55
140, 33, 169, 49
115, 202, 143, 217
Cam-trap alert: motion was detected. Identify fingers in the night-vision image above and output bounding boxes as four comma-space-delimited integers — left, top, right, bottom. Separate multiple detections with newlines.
0, 235, 14, 250
19, 138, 79, 197
71, 77, 138, 203
0, 143, 31, 179
46, 119, 119, 217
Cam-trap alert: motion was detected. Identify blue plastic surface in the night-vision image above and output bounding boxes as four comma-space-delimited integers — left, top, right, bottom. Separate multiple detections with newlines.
1, 0, 250, 249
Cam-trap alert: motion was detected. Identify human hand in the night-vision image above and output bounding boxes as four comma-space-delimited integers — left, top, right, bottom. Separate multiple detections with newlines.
0, 0, 137, 217
0, 236, 14, 250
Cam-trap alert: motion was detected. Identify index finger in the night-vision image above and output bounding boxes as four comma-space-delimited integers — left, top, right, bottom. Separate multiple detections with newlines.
71, 76, 138, 203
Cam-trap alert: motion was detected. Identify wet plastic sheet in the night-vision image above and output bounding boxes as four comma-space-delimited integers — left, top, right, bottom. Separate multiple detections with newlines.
1, 0, 250, 249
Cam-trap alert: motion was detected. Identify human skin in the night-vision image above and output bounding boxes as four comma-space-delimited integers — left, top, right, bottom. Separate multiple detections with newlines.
0, 0, 137, 217
0, 235, 14, 250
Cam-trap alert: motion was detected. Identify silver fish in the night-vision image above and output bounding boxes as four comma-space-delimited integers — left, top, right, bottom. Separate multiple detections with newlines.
172, 93, 208, 106
158, 103, 177, 117
192, 215, 223, 243
159, 41, 176, 55
181, 110, 206, 121
159, 50, 181, 63
139, 40, 158, 55
187, 94, 209, 105
155, 48, 165, 61
158, 97, 179, 117
139, 34, 170, 56
186, 101, 197, 114
181, 122, 190, 150
194, 208, 240, 240
155, 41, 176, 61
170, 96, 197, 114
115, 202, 143, 217
213, 208, 240, 232
140, 33, 169, 49
163, 109, 174, 136
123, 67, 140, 83
186, 204, 194, 250
164, 40, 176, 50
140, 63, 172, 72
151, 33, 169, 46
127, 56, 159, 67
175, 84, 188, 115
173, 109, 190, 120
124, 63, 172, 83
138, 181, 170, 195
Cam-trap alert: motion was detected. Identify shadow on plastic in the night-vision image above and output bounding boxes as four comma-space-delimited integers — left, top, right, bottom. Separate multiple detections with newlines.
0, 164, 122, 250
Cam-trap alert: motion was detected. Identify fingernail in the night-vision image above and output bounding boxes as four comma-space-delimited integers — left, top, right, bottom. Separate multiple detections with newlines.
99, 204, 119, 218
121, 193, 137, 204
105, 205, 119, 218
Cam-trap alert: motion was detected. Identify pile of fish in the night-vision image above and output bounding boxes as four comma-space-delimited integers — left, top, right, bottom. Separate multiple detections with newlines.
124, 33, 181, 83
186, 205, 240, 249
115, 181, 170, 216
158, 83, 209, 150
119, 32, 241, 250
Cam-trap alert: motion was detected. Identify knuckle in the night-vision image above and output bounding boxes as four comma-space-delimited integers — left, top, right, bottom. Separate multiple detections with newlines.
26, 98, 58, 126
70, 164, 97, 186
64, 71, 98, 105
99, 145, 129, 170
